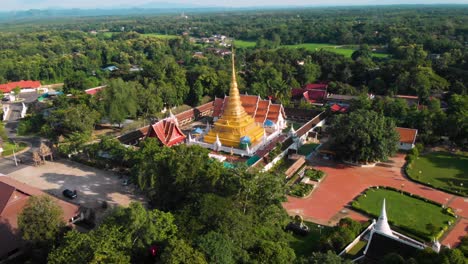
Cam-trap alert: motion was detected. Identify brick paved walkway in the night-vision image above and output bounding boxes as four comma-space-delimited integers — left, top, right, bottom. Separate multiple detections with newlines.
282, 154, 468, 246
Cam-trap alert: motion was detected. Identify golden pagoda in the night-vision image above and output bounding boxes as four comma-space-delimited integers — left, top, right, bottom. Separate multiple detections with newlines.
204, 52, 264, 148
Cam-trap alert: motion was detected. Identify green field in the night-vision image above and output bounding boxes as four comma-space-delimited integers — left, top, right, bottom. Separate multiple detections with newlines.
407, 152, 468, 195
99, 32, 179, 39
141, 33, 180, 39
234, 40, 257, 48
352, 188, 454, 241
2, 141, 27, 156
234, 40, 389, 58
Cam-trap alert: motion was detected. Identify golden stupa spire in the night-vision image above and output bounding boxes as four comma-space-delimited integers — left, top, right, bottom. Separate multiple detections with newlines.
203, 48, 264, 148
223, 50, 247, 117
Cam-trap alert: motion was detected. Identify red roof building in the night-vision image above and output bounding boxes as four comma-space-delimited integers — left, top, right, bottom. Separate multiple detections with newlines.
395, 127, 418, 150
0, 81, 41, 93
291, 83, 328, 104
0, 177, 79, 260
85, 86, 106, 96
145, 117, 186, 147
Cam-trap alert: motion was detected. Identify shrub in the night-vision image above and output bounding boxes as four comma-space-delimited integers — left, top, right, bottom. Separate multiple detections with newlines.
304, 169, 325, 181
289, 183, 314, 197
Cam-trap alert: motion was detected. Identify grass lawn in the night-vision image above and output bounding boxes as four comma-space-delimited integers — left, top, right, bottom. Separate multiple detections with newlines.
352, 188, 455, 241
2, 141, 27, 156
289, 221, 332, 256
407, 151, 468, 195
141, 33, 180, 39
298, 143, 320, 156
281, 43, 389, 58
234, 40, 256, 48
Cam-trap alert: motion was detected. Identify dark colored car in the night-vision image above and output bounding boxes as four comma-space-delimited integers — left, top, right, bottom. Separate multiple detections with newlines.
63, 189, 77, 199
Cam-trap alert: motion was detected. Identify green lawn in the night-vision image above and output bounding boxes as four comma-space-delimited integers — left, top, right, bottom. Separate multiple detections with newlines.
233, 40, 389, 58
2, 141, 27, 156
141, 33, 180, 39
407, 152, 468, 195
345, 240, 367, 257
289, 221, 332, 256
352, 188, 455, 241
282, 43, 388, 58
298, 143, 320, 156
234, 40, 256, 48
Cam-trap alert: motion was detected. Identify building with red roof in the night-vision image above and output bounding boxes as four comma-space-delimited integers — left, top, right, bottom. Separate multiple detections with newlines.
213, 94, 287, 130
145, 116, 186, 147
0, 177, 79, 261
0, 81, 41, 93
291, 83, 328, 105
85, 86, 106, 96
395, 127, 418, 150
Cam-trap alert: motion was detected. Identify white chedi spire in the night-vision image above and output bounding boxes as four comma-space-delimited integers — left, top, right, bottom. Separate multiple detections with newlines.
432, 239, 441, 253
205, 122, 211, 134
374, 199, 394, 237
169, 109, 179, 126
289, 124, 296, 137
188, 133, 193, 143
213, 134, 222, 151
246, 144, 251, 154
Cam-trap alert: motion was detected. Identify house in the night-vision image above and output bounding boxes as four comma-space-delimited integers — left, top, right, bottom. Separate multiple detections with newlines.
395, 127, 418, 150
85, 86, 106, 96
394, 95, 419, 107
102, 66, 118, 72
0, 177, 80, 261
0, 81, 42, 94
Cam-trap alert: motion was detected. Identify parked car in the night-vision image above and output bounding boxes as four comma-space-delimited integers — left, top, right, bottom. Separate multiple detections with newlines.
63, 189, 77, 199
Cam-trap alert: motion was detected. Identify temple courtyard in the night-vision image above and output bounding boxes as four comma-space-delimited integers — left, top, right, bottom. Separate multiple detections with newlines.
282, 153, 468, 247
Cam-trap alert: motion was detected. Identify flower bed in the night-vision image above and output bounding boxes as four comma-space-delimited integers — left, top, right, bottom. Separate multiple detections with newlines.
289, 183, 314, 198
304, 168, 325, 182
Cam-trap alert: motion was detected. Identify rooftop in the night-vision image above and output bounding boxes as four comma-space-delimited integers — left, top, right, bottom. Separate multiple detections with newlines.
396, 127, 418, 144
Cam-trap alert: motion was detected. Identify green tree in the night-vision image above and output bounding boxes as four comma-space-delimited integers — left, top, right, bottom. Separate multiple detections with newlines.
101, 78, 138, 127
48, 226, 131, 264
103, 202, 177, 257
446, 94, 467, 146
160, 239, 207, 264
307, 251, 352, 264
18, 195, 65, 246
328, 109, 399, 163
12, 86, 21, 101
196, 232, 235, 264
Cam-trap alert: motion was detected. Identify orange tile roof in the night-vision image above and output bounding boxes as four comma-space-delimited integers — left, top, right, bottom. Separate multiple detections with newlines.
396, 127, 418, 144
0, 177, 79, 258
0, 81, 41, 93
147, 118, 186, 147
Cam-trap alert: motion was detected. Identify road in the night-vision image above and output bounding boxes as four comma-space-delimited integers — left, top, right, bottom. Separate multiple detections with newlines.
0, 92, 42, 174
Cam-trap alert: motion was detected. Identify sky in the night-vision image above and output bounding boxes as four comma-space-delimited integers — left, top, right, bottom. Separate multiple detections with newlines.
1, 0, 468, 11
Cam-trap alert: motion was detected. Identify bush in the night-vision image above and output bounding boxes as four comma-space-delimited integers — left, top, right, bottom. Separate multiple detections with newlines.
289, 183, 314, 197
304, 169, 325, 181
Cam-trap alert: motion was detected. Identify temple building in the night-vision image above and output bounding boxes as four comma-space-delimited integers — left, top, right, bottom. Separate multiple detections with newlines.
340, 199, 441, 262
204, 54, 265, 148
145, 113, 186, 147
212, 94, 286, 132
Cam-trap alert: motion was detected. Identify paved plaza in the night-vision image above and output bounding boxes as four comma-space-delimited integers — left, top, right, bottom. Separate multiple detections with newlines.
5, 159, 144, 208
282, 154, 468, 247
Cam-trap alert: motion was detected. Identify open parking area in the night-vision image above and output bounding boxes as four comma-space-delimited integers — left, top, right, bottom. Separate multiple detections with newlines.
5, 159, 144, 208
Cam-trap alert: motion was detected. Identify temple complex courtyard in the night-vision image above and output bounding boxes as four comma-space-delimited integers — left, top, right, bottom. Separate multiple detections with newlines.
282, 153, 468, 247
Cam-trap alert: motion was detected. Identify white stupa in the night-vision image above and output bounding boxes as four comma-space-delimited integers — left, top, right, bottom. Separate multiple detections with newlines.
374, 199, 395, 237
213, 134, 222, 151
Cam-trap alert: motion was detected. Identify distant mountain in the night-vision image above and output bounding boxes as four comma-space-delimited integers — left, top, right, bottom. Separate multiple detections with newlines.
135, 2, 205, 9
